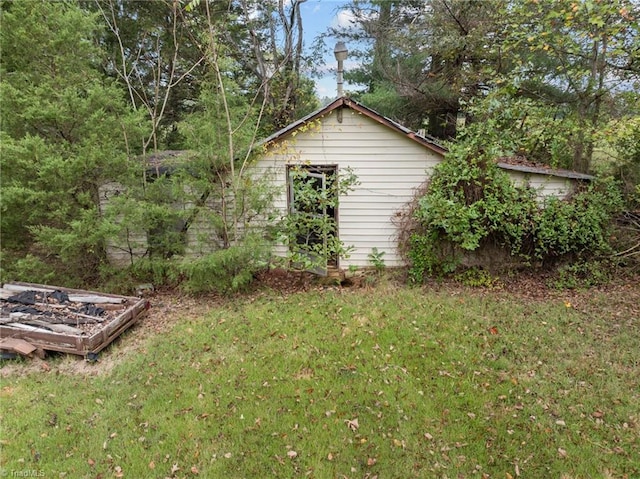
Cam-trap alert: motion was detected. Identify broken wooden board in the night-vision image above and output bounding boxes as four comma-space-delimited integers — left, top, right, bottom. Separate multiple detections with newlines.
1, 284, 126, 304
0, 337, 45, 359
0, 337, 37, 355
0, 282, 150, 358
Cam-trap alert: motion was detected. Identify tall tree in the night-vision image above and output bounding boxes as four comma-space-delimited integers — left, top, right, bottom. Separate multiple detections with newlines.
333, 0, 505, 138
92, 0, 208, 151
93, 0, 318, 147
503, 0, 640, 172
0, 0, 146, 285
221, 0, 318, 130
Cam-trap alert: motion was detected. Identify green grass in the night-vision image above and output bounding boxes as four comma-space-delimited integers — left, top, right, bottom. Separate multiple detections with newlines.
1, 285, 638, 478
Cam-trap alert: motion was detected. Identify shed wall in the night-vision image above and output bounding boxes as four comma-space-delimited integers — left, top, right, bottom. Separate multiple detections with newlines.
507, 171, 575, 200
254, 108, 443, 267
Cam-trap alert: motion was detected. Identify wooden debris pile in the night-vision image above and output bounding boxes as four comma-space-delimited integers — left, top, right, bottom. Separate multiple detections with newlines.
1, 284, 125, 336
0, 282, 150, 358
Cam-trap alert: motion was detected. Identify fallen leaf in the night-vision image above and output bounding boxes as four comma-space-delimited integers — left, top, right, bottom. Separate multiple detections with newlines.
171, 463, 180, 473
87, 458, 95, 467
190, 465, 199, 474
327, 452, 334, 461
148, 461, 155, 470
287, 450, 298, 459
489, 326, 499, 335
345, 418, 359, 431
592, 410, 604, 418
558, 448, 567, 458
367, 457, 377, 466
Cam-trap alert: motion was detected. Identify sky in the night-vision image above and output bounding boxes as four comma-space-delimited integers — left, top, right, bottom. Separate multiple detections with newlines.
297, 0, 360, 99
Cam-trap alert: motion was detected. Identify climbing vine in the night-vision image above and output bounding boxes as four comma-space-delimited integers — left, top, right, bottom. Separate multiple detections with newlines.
277, 165, 359, 272
406, 145, 623, 281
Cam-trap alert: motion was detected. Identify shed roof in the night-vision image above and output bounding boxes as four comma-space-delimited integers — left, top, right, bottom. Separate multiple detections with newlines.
260, 97, 448, 155
260, 97, 593, 181
497, 156, 595, 181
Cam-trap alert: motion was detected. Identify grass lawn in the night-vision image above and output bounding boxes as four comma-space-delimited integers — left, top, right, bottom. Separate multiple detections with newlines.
1, 278, 638, 478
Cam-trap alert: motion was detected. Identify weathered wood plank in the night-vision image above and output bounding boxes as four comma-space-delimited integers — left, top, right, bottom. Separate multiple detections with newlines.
0, 337, 37, 356
2, 284, 126, 305
2, 284, 55, 293
6, 322, 51, 333
25, 320, 84, 336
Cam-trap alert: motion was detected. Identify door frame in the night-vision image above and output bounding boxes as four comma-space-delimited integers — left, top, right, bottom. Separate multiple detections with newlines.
287, 164, 339, 273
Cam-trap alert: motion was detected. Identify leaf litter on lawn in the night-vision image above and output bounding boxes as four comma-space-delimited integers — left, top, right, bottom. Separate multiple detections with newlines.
1, 270, 638, 478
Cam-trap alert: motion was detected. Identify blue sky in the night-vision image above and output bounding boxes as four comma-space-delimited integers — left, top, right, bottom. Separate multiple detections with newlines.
298, 0, 359, 98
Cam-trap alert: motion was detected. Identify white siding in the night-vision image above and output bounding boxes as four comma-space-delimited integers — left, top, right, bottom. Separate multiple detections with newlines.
253, 108, 443, 268
507, 171, 575, 200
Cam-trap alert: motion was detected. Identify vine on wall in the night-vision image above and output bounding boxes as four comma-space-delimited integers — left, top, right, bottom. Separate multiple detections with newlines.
404, 146, 623, 282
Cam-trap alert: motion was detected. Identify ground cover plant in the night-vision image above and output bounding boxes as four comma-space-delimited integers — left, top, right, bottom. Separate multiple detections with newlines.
1, 280, 638, 478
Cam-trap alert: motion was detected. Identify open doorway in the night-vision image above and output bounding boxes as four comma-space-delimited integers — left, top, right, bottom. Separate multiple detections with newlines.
287, 165, 339, 273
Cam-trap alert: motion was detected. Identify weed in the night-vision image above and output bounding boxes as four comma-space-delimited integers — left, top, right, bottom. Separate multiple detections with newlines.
550, 259, 613, 289
367, 247, 386, 273
454, 268, 499, 287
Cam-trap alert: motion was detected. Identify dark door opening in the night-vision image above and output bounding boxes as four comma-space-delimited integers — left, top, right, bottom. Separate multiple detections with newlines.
287, 165, 339, 273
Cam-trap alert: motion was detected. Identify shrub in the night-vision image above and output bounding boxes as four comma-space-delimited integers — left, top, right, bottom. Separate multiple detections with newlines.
177, 236, 270, 294
407, 146, 623, 281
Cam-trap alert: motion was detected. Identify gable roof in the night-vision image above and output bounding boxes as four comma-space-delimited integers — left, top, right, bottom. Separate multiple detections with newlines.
260, 97, 448, 156
261, 96, 594, 182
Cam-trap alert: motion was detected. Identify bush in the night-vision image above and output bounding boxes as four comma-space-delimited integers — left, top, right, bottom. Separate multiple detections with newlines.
407, 146, 623, 281
549, 260, 615, 290
177, 237, 270, 294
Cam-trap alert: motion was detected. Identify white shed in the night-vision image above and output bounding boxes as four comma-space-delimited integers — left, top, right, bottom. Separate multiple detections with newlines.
99, 97, 593, 270
253, 97, 593, 270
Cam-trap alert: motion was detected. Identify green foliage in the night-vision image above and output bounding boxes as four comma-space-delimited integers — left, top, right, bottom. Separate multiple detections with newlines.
535, 179, 623, 258
176, 236, 270, 294
0, 253, 57, 287
500, 0, 640, 172
408, 231, 459, 281
550, 260, 615, 290
601, 115, 640, 206
277, 166, 359, 272
461, 92, 580, 169
368, 247, 386, 273
0, 0, 147, 285
454, 268, 499, 288
129, 258, 181, 289
408, 143, 623, 281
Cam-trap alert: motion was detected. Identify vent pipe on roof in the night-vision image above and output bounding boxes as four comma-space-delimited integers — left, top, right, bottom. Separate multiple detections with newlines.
334, 41, 348, 98
334, 41, 348, 123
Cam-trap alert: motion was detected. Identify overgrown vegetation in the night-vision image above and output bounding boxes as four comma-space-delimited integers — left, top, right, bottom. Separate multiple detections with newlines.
277, 166, 359, 273
1, 0, 637, 293
1, 285, 638, 478
406, 137, 623, 281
